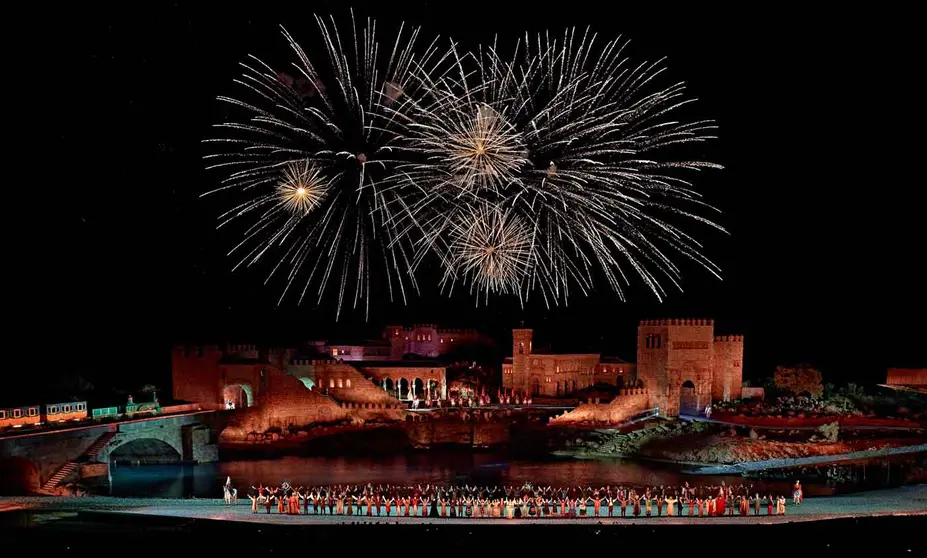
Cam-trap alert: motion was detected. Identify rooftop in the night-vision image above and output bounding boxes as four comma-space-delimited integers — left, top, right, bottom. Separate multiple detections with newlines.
355, 360, 446, 369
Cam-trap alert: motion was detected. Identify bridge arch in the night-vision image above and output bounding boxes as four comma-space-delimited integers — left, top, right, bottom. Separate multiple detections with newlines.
0, 456, 39, 494
108, 437, 182, 466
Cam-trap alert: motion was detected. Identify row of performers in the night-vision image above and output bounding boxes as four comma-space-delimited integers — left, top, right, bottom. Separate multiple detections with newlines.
246, 489, 790, 517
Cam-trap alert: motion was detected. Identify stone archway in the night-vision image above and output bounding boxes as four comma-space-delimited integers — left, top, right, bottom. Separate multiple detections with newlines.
109, 438, 182, 466
398, 378, 410, 400
413, 378, 425, 399
384, 378, 394, 396
427, 379, 439, 400
532, 377, 541, 396
0, 457, 39, 495
680, 380, 699, 416
223, 383, 253, 409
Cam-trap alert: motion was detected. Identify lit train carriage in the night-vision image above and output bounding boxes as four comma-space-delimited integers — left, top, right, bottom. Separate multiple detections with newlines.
91, 406, 121, 420
43, 401, 89, 423
0, 404, 42, 429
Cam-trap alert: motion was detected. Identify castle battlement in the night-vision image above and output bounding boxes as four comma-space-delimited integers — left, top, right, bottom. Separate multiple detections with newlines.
640, 319, 714, 326
714, 335, 744, 343
174, 344, 220, 356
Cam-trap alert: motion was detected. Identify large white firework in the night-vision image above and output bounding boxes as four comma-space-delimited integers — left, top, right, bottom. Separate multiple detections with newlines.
442, 203, 533, 304
203, 12, 451, 319
392, 27, 724, 306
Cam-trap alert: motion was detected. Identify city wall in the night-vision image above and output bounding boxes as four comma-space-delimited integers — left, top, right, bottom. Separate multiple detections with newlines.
886, 368, 927, 386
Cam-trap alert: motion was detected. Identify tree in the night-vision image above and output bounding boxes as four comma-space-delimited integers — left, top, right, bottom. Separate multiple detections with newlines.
774, 365, 824, 399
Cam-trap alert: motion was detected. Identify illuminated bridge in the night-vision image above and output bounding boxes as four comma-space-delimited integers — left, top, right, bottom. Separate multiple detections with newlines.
0, 410, 221, 495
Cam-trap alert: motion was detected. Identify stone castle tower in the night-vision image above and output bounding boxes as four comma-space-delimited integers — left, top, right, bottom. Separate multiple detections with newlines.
711, 335, 744, 402
510, 328, 533, 393
637, 319, 744, 417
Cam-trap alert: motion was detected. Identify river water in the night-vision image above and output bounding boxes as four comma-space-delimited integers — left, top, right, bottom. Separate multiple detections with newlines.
106, 450, 919, 499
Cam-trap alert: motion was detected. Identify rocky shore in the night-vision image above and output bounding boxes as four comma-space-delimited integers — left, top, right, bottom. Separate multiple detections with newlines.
547, 418, 927, 467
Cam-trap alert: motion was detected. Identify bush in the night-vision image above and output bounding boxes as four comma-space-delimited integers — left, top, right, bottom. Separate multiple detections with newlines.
817, 421, 839, 443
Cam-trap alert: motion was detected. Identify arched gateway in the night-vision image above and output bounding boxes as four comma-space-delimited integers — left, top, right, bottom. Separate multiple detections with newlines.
680, 380, 699, 416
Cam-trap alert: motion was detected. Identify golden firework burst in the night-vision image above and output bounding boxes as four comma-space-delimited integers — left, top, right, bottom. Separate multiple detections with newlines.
445, 204, 533, 298
276, 161, 330, 215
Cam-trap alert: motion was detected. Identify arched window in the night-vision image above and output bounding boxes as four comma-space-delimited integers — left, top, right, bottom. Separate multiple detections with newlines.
338, 379, 343, 388
329, 379, 335, 389
346, 379, 352, 388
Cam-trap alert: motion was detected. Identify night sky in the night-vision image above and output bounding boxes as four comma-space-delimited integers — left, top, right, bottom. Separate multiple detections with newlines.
15, 3, 924, 400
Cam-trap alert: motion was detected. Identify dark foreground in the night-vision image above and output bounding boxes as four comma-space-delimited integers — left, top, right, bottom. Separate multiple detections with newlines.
1, 509, 925, 553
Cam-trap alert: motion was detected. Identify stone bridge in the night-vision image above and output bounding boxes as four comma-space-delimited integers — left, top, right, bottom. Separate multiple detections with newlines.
0, 411, 220, 495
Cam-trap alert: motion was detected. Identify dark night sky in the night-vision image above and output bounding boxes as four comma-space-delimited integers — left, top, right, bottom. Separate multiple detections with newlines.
13, 3, 924, 399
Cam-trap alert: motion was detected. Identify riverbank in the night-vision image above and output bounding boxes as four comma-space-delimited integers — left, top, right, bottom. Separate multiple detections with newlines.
546, 418, 927, 465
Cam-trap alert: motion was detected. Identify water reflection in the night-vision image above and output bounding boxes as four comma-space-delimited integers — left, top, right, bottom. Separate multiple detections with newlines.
109, 452, 844, 499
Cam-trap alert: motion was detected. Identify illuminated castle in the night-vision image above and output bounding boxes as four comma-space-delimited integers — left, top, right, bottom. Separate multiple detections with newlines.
312, 325, 489, 361
505, 319, 744, 417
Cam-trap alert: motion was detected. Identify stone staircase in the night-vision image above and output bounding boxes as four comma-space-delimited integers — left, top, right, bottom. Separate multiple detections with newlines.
41, 462, 79, 491
40, 430, 117, 491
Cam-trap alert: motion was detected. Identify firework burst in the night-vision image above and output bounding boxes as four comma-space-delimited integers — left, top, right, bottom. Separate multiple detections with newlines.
442, 203, 533, 303
203, 11, 451, 319
393, 28, 724, 306
276, 161, 330, 215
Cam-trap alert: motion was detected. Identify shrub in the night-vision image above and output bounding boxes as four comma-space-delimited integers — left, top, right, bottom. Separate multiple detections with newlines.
817, 421, 839, 443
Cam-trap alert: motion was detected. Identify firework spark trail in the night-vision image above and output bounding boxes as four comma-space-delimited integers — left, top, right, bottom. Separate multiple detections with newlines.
389, 27, 725, 306
203, 11, 454, 320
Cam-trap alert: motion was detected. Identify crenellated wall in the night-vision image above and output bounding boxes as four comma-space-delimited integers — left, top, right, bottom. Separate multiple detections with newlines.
384, 324, 488, 360
172, 345, 224, 408
220, 373, 350, 440
886, 368, 927, 386
638, 319, 714, 417
509, 319, 746, 419
712, 335, 744, 402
